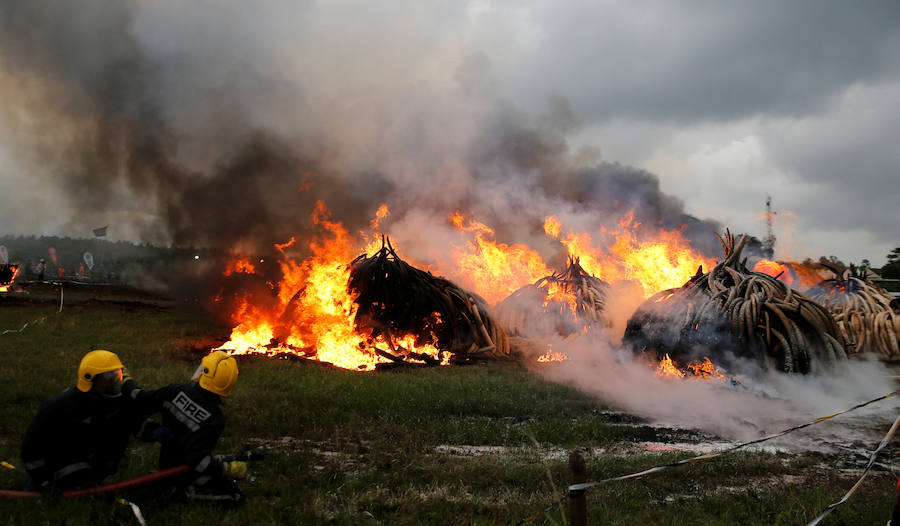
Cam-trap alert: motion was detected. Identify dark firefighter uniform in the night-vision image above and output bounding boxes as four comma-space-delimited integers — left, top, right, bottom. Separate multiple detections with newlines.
123, 351, 246, 501
21, 350, 142, 493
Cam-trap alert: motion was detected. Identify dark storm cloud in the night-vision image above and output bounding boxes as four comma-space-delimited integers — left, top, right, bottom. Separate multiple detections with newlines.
513, 1, 900, 122
755, 83, 900, 255
487, 1, 899, 262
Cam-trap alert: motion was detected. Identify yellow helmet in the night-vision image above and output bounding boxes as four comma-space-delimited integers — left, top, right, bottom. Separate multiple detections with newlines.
77, 350, 124, 392
198, 351, 238, 397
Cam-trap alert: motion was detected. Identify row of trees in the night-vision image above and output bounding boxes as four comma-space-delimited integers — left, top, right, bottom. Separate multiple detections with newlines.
881, 247, 900, 279
0, 235, 217, 285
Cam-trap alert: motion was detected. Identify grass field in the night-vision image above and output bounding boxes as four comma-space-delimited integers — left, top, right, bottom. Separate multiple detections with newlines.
0, 297, 897, 525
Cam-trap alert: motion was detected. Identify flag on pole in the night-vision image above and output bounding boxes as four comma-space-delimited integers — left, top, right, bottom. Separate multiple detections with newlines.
93, 226, 108, 237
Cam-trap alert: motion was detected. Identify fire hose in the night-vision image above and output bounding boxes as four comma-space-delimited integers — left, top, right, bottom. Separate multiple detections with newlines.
0, 465, 190, 499
0, 444, 265, 499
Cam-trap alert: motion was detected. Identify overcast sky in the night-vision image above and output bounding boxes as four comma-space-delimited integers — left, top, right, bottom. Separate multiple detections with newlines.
1, 1, 898, 265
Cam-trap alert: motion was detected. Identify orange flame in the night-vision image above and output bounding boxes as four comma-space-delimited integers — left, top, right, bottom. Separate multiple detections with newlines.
655, 354, 685, 378
685, 357, 728, 382
536, 348, 568, 363
223, 257, 257, 276
753, 259, 793, 285
655, 354, 728, 382
790, 263, 832, 290
370, 204, 390, 229
543, 215, 562, 238
753, 260, 830, 290
449, 211, 552, 304
274, 237, 296, 253
544, 212, 713, 298
215, 201, 444, 371
0, 264, 19, 293
543, 281, 578, 312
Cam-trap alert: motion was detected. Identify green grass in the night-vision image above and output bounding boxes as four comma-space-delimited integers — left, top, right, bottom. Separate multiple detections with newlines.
0, 300, 896, 524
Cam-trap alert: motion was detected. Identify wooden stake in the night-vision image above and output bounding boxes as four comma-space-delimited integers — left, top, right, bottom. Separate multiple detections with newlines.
569, 450, 587, 526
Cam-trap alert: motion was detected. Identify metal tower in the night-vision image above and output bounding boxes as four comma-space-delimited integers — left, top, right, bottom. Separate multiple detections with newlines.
763, 196, 776, 259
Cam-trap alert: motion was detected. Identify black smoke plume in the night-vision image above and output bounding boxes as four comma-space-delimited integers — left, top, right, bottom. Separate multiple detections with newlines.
1, 1, 721, 260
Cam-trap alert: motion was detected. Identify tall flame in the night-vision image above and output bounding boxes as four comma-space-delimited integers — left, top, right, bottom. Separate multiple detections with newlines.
215, 202, 441, 371
449, 211, 552, 304
544, 212, 713, 298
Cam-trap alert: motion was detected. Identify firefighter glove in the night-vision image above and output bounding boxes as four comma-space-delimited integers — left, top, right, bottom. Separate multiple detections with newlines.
222, 461, 248, 479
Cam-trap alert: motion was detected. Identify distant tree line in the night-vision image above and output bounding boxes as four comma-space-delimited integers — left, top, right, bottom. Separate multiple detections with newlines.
0, 235, 218, 284
882, 247, 900, 279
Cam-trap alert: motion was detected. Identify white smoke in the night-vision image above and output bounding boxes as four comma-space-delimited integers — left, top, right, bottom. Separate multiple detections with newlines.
533, 333, 897, 451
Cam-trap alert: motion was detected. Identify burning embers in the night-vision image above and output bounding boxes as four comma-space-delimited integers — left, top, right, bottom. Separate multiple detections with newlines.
625, 230, 848, 374
536, 348, 568, 363
654, 354, 728, 382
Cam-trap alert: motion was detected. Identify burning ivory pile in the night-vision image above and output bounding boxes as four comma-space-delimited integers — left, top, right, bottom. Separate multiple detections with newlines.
624, 230, 847, 374
349, 237, 510, 365
806, 265, 900, 359
493, 256, 610, 339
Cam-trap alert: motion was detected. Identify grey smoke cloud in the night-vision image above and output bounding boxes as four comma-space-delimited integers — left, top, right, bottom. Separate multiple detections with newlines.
507, 1, 900, 123
0, 0, 896, 266
0, 0, 722, 260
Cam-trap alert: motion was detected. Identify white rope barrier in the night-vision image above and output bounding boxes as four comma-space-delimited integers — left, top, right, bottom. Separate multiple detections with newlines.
518, 391, 900, 525
807, 411, 900, 525
1, 283, 64, 336
568, 390, 900, 492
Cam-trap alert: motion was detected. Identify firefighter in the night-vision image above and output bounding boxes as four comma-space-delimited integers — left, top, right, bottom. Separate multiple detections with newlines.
123, 350, 247, 502
21, 350, 143, 493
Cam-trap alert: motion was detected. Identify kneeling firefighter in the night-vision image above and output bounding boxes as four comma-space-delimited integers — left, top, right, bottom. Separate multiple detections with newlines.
21, 350, 145, 493
123, 351, 249, 502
